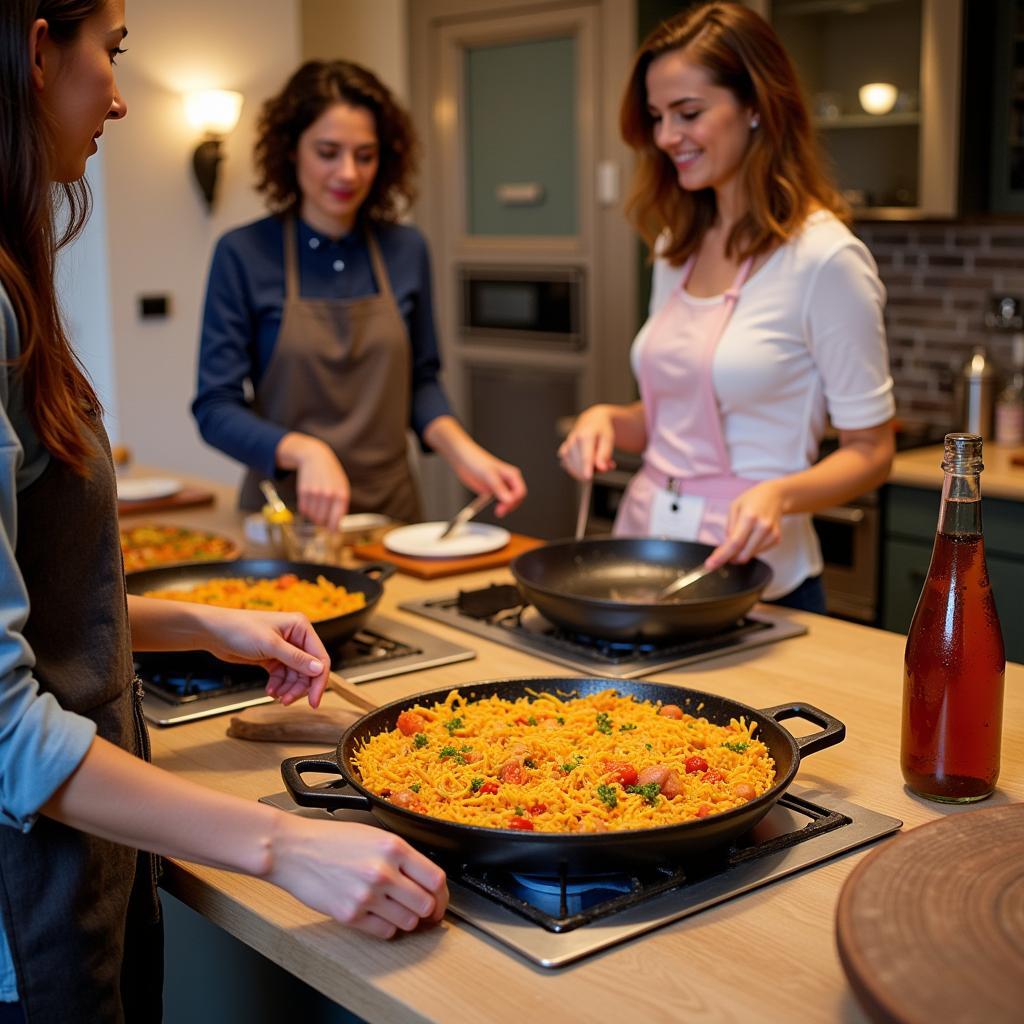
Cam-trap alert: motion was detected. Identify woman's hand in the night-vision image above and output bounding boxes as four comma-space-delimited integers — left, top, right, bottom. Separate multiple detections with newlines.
269, 817, 448, 939
704, 479, 786, 570
424, 416, 526, 516
196, 605, 331, 708
557, 405, 619, 481
276, 433, 350, 529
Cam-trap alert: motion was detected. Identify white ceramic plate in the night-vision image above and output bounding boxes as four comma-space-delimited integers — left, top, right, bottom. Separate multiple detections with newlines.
117, 477, 182, 502
383, 521, 511, 559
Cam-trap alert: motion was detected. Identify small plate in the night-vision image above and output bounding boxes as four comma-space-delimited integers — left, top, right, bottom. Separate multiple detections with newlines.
383, 521, 511, 559
117, 477, 182, 502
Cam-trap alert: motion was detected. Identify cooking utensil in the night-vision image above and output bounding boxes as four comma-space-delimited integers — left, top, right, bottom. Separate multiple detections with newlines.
227, 702, 362, 743
655, 564, 716, 602
259, 479, 297, 553
511, 537, 772, 642
125, 558, 396, 649
574, 479, 592, 540
281, 676, 844, 873
438, 493, 494, 541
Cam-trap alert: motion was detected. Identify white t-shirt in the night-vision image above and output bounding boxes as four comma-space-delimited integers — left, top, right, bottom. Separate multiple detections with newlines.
631, 210, 895, 598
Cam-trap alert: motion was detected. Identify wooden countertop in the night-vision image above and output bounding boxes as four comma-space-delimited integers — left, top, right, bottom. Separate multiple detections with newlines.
129, 470, 1024, 1024
889, 443, 1024, 500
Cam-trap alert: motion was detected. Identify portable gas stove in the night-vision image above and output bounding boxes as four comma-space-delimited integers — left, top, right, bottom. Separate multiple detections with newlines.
137, 615, 475, 726
401, 584, 807, 679
260, 784, 901, 968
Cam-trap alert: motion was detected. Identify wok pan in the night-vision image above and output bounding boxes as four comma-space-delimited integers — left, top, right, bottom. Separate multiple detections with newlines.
281, 676, 844, 874
126, 558, 395, 651
511, 537, 773, 642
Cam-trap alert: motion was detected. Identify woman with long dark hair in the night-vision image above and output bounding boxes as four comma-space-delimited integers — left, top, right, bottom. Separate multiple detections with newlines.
192, 60, 526, 529
559, 2, 895, 611
0, 4, 447, 1019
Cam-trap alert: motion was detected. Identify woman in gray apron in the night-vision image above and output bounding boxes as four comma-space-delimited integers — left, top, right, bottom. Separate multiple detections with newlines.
559, 3, 895, 612
0, 5, 447, 1020
192, 59, 527, 529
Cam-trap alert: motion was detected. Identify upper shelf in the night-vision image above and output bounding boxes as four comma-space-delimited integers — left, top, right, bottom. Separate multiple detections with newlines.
814, 113, 920, 130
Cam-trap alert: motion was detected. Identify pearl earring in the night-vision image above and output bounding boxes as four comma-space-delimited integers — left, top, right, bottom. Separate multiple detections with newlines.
750, 115, 760, 130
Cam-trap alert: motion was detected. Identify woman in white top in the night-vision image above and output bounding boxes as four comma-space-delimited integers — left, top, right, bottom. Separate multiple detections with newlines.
558, 1, 895, 611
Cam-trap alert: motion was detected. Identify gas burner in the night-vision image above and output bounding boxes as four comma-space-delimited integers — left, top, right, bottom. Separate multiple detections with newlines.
137, 615, 476, 726
258, 786, 902, 968
402, 586, 807, 679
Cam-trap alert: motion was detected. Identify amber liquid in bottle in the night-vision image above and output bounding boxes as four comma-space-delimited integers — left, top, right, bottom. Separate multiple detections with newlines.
900, 435, 1005, 802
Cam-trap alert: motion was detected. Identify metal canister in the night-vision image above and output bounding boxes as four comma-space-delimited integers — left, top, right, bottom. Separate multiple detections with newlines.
958, 347, 999, 437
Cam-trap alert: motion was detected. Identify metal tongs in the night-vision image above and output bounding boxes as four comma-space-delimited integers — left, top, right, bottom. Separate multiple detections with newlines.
438, 493, 494, 540
656, 564, 715, 601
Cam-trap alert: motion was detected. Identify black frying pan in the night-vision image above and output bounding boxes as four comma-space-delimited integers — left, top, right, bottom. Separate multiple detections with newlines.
281, 676, 843, 874
125, 558, 395, 649
511, 537, 773, 642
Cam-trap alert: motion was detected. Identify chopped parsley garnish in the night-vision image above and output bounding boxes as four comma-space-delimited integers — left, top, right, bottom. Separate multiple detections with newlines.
527, 716, 538, 726
470, 778, 484, 792
596, 784, 619, 808
722, 740, 749, 753
595, 712, 613, 735
413, 733, 429, 749
619, 723, 637, 732
557, 716, 565, 725
626, 782, 661, 806
445, 716, 464, 734
461, 744, 473, 753
410, 783, 421, 793
523, 758, 537, 769
514, 805, 524, 816
438, 745, 467, 765
645, 742, 653, 751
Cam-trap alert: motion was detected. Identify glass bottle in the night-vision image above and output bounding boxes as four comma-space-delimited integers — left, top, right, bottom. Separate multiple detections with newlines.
900, 433, 1005, 802
994, 334, 1024, 446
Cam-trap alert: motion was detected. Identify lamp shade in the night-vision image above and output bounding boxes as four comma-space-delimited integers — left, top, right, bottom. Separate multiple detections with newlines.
184, 89, 243, 135
857, 82, 898, 116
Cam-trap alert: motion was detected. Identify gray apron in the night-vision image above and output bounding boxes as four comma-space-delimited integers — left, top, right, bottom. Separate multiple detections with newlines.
0, 417, 162, 1023
240, 218, 422, 522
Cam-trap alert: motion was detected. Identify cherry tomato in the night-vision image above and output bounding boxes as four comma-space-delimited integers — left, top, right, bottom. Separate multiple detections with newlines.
702, 768, 725, 784
659, 704, 684, 719
528, 803, 547, 815
684, 756, 709, 774
509, 817, 535, 831
603, 760, 639, 787
479, 781, 500, 795
397, 711, 426, 736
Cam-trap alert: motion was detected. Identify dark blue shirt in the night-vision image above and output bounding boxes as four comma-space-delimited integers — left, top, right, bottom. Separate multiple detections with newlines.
192, 215, 452, 478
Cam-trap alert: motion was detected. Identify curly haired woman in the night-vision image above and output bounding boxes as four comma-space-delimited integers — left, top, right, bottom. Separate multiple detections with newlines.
192, 60, 526, 527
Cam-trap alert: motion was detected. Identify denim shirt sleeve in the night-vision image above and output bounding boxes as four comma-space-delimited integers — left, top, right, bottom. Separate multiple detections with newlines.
0, 288, 97, 833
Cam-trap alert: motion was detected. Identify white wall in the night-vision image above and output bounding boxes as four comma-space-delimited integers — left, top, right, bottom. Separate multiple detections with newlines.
301, 0, 409, 101
62, 0, 301, 484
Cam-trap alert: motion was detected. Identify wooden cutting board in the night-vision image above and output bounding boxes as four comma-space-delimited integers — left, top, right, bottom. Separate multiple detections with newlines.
351, 532, 544, 578
836, 803, 1024, 1024
117, 486, 216, 517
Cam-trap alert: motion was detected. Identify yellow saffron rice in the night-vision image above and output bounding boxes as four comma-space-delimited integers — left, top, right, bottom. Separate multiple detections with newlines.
144, 573, 365, 621
353, 689, 776, 832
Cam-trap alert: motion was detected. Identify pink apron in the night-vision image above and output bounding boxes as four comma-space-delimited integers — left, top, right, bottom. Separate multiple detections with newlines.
615, 255, 754, 543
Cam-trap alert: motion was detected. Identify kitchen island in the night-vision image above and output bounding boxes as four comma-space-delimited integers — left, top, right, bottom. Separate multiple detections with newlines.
133, 478, 1023, 1024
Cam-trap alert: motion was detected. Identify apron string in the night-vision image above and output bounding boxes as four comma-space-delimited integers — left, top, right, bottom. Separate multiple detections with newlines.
365, 227, 397, 304
284, 215, 300, 300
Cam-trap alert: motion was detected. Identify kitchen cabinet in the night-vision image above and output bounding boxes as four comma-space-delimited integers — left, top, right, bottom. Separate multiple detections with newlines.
881, 484, 1024, 663
752, 0, 961, 219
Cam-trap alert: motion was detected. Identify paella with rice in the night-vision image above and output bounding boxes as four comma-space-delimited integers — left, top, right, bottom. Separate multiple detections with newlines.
353, 689, 775, 832
144, 573, 366, 622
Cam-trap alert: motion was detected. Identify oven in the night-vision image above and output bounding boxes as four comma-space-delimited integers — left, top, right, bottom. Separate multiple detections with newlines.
812, 492, 881, 624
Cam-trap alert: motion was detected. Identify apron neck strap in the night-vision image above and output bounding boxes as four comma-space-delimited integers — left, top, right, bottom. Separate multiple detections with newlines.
364, 227, 395, 304
284, 215, 301, 299
724, 256, 754, 301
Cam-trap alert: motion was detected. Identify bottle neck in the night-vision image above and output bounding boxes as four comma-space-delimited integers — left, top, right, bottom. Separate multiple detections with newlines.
937, 470, 983, 537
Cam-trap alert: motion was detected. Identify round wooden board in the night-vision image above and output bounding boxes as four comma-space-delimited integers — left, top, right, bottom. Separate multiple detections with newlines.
836, 804, 1024, 1024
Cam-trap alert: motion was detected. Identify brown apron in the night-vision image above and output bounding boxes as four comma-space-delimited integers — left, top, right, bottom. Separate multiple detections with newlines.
0, 417, 162, 1023
239, 217, 422, 522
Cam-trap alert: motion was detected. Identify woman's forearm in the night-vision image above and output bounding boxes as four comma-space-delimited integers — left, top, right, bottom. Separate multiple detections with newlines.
606, 401, 647, 453
422, 414, 471, 461
774, 422, 895, 516
128, 595, 219, 652
43, 736, 280, 876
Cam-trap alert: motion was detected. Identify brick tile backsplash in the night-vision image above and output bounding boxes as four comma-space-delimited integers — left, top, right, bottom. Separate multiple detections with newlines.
854, 222, 1024, 431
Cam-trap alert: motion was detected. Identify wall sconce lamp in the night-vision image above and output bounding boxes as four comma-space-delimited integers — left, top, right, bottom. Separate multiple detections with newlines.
184, 89, 243, 209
